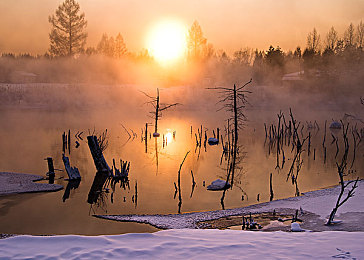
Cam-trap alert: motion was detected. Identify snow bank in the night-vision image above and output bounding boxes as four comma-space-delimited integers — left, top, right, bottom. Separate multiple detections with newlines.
0, 229, 363, 259
0, 172, 63, 196
97, 180, 364, 229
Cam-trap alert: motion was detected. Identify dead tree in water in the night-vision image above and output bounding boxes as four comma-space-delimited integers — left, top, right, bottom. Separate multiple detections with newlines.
141, 88, 179, 136
327, 122, 359, 225
207, 79, 252, 188
87, 135, 111, 174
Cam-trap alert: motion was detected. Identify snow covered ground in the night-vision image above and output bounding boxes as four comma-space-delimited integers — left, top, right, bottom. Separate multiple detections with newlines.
0, 177, 363, 259
97, 180, 364, 231
0, 172, 62, 196
0, 229, 363, 259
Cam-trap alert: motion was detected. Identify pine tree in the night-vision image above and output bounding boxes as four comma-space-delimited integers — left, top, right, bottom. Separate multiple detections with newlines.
115, 33, 127, 58
187, 20, 207, 60
97, 33, 109, 56
48, 0, 87, 57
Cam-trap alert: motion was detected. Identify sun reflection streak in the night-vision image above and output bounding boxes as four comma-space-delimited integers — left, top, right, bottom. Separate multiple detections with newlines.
165, 132, 173, 144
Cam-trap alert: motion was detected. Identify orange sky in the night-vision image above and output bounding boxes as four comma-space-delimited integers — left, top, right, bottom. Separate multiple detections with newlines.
0, 0, 363, 55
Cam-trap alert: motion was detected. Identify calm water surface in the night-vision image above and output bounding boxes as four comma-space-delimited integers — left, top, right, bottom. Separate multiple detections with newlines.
0, 84, 362, 235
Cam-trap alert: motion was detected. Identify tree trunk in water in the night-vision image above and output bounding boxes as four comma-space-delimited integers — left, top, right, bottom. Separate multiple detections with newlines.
231, 84, 238, 187
155, 89, 159, 134
87, 135, 111, 174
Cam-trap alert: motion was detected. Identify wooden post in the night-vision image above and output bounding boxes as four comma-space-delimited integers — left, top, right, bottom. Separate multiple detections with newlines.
46, 157, 55, 184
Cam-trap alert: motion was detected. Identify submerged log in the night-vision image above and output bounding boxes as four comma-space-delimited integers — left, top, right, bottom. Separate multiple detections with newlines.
62, 154, 81, 180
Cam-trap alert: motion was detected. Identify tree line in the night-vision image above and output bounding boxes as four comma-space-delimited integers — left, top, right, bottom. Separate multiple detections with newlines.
1, 0, 363, 85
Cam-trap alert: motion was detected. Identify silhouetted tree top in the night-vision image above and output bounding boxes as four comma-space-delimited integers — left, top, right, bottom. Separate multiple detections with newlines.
357, 21, 364, 49
48, 0, 87, 57
97, 33, 127, 58
233, 48, 253, 65
306, 28, 321, 53
294, 46, 302, 59
325, 26, 338, 51
265, 46, 284, 68
344, 23, 355, 48
115, 33, 127, 58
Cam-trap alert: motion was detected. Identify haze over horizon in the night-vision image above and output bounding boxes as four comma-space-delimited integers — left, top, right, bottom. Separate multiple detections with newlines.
0, 0, 363, 55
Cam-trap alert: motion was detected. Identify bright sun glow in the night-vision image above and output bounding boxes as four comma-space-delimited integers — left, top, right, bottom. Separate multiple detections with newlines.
146, 20, 187, 65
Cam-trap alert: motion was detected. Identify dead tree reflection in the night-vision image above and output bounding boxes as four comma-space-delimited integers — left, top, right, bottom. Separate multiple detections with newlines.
208, 79, 252, 209
174, 151, 190, 214
62, 179, 80, 202
87, 135, 131, 213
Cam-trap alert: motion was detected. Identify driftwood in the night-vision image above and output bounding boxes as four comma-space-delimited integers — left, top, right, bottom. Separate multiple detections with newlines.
62, 154, 81, 180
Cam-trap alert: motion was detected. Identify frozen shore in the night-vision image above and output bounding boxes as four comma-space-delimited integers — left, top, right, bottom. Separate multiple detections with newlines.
0, 172, 63, 196
0, 176, 363, 259
96, 180, 364, 231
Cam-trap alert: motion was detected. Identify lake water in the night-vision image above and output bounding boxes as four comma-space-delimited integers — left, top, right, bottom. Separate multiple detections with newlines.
0, 83, 363, 235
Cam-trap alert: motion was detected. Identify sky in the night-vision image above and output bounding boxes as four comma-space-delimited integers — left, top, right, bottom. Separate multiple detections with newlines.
0, 0, 363, 55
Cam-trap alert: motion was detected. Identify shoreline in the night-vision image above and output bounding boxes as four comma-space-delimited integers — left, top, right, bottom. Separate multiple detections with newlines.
0, 172, 63, 196
96, 180, 364, 232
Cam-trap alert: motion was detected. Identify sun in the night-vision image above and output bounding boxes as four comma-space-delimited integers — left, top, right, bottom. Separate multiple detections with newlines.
146, 20, 187, 65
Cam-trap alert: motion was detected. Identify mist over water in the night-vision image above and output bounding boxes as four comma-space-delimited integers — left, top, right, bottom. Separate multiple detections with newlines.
0, 66, 363, 234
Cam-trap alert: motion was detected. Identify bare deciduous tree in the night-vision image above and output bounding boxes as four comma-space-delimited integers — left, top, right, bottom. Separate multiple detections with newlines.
357, 20, 364, 49
307, 28, 321, 53
344, 23, 356, 48
233, 48, 254, 65
208, 79, 252, 204
48, 0, 87, 57
325, 26, 338, 51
